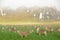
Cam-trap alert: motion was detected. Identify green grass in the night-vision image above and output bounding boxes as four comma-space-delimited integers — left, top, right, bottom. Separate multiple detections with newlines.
0, 25, 60, 40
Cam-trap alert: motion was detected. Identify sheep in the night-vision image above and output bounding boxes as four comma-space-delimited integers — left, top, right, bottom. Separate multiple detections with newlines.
9, 26, 16, 32
17, 31, 28, 38
17, 30, 33, 38
2, 27, 5, 32
36, 27, 47, 36
54, 27, 60, 32
44, 25, 54, 32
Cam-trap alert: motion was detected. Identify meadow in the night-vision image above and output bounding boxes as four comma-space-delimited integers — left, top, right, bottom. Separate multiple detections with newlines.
0, 25, 60, 40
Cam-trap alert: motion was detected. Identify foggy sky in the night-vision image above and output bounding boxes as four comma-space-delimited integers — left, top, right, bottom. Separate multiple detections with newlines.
0, 0, 60, 10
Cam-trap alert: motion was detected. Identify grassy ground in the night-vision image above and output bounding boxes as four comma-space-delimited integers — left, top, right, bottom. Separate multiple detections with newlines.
0, 25, 60, 40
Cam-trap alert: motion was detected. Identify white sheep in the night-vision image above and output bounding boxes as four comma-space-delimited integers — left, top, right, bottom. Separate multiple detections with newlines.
36, 27, 47, 36
17, 30, 33, 38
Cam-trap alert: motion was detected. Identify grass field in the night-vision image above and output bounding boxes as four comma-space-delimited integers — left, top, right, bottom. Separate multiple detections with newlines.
0, 25, 60, 40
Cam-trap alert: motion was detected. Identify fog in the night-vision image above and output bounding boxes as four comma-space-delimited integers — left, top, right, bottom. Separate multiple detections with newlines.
0, 0, 60, 10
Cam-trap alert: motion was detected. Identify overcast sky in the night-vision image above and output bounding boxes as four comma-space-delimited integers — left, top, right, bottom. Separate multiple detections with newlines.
0, 0, 60, 10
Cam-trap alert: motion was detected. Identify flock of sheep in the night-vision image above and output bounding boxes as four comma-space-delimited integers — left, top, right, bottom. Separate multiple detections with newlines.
1, 25, 60, 38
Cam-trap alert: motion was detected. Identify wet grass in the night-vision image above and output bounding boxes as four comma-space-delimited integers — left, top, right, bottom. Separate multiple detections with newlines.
0, 25, 60, 40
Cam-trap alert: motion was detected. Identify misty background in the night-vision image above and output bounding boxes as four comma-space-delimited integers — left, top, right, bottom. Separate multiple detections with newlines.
0, 0, 60, 22
0, 0, 60, 10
